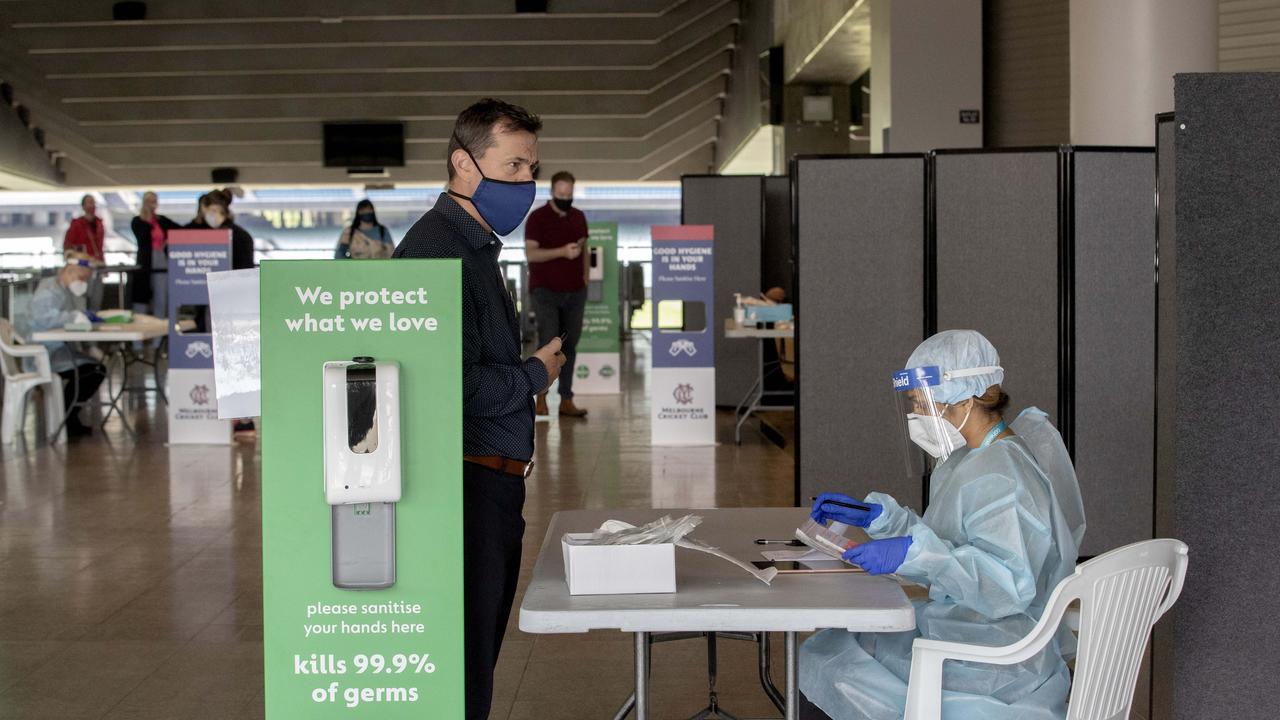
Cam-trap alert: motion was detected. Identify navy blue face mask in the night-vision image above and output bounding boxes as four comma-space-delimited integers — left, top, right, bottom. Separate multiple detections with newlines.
447, 144, 535, 236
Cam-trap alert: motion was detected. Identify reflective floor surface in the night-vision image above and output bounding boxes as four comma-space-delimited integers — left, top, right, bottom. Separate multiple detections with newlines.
0, 339, 795, 719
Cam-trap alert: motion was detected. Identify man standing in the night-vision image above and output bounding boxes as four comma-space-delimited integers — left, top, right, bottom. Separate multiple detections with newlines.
393, 98, 565, 720
524, 170, 590, 418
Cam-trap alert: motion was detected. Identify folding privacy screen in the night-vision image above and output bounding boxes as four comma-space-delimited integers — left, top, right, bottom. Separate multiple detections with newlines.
680, 175, 763, 407
794, 147, 1155, 558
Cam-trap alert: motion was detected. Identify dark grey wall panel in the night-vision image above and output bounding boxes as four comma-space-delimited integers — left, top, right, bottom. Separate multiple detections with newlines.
763, 176, 793, 299
681, 175, 763, 406
796, 156, 926, 510
934, 151, 1061, 422
1172, 73, 1280, 719
1072, 150, 1155, 557
1151, 109, 1176, 720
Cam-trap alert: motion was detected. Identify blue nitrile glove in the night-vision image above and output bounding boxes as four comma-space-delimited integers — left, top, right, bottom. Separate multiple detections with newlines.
842, 536, 912, 575
810, 492, 883, 528
84, 310, 103, 323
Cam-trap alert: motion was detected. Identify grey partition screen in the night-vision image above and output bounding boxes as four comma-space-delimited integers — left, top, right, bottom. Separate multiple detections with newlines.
680, 175, 763, 406
933, 150, 1063, 426
934, 147, 1157, 557
794, 155, 926, 509
1151, 108, 1177, 720
763, 176, 793, 299
1171, 73, 1280, 719
1071, 148, 1156, 555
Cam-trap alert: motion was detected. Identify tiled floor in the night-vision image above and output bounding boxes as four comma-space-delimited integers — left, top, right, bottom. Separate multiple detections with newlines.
0, 339, 795, 719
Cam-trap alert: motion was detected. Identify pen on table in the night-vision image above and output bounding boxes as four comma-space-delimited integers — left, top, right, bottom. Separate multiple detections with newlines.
754, 539, 805, 546
809, 496, 872, 512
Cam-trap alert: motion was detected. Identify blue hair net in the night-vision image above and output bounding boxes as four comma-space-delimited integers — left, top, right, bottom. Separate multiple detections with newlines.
904, 329, 1004, 405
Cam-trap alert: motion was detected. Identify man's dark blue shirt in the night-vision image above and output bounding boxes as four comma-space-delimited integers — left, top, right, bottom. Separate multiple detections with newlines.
393, 193, 546, 461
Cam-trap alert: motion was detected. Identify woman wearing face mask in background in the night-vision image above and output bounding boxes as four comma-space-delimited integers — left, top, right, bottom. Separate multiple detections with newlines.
335, 199, 395, 259
800, 329, 1086, 720
29, 253, 108, 438
130, 191, 180, 322
186, 189, 257, 435
186, 188, 255, 270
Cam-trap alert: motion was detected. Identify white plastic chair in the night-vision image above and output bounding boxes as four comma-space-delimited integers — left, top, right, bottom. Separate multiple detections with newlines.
0, 318, 65, 445
904, 538, 1189, 720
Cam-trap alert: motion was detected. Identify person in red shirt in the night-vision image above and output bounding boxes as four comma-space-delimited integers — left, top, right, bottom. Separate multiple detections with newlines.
63, 194, 105, 262
524, 170, 589, 418
63, 194, 106, 309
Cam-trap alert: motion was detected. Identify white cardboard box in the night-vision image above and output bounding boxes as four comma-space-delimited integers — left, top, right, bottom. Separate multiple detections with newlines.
561, 534, 677, 595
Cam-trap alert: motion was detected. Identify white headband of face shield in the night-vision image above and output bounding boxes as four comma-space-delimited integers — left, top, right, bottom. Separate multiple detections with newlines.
941, 365, 1003, 382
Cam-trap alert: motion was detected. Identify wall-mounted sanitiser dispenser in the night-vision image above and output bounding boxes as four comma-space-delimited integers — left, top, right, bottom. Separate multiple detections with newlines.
323, 357, 401, 589
588, 246, 604, 302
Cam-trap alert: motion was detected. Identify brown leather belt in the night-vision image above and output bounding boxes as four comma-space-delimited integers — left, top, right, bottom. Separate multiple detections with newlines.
464, 455, 535, 479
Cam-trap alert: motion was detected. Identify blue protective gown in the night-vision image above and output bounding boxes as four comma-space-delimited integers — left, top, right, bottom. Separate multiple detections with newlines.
800, 419, 1083, 720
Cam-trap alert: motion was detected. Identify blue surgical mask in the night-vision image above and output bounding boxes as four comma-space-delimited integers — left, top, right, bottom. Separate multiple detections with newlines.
447, 144, 535, 236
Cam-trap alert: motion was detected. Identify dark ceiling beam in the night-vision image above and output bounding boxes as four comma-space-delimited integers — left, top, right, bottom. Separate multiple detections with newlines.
6, 0, 682, 25
47, 37, 732, 100
16, 2, 734, 52
26, 24, 737, 78
64, 68, 729, 124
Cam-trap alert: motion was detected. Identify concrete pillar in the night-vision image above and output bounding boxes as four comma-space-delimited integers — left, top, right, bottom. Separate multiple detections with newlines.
1070, 0, 1216, 145
870, 0, 982, 153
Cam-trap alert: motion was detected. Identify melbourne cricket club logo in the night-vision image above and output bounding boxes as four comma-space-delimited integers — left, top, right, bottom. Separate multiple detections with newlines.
189, 384, 211, 406
673, 383, 695, 405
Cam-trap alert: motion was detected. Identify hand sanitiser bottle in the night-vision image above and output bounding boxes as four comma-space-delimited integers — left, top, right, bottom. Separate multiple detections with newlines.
323, 357, 402, 589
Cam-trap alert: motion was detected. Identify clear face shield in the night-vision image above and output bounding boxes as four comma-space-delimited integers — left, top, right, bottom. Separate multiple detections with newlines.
893, 366, 963, 478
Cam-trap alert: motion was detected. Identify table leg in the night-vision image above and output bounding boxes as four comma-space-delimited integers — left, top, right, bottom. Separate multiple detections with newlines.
634, 631, 650, 720
99, 345, 135, 437
785, 631, 799, 720
735, 340, 768, 445
758, 632, 785, 713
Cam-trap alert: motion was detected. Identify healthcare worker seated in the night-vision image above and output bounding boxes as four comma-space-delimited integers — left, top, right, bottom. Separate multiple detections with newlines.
799, 329, 1086, 720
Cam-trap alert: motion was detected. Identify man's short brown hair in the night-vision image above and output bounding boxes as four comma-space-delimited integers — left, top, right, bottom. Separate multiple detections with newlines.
446, 98, 543, 180
550, 171, 575, 186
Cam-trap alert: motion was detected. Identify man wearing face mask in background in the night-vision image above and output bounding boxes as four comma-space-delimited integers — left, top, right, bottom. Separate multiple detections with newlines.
29, 253, 108, 438
393, 98, 565, 720
524, 170, 589, 418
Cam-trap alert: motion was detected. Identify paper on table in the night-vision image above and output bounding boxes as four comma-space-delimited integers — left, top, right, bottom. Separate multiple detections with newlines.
677, 537, 777, 585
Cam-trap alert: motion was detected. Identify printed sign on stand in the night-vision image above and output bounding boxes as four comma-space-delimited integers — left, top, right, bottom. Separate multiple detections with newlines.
573, 222, 621, 394
260, 260, 464, 718
650, 225, 715, 446
167, 229, 232, 445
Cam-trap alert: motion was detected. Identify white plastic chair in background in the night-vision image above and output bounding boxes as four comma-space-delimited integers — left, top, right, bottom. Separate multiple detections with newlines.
0, 318, 65, 445
904, 538, 1189, 720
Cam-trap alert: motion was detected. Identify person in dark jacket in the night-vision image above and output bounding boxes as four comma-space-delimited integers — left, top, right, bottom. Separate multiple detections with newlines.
130, 191, 180, 320
185, 188, 255, 270
185, 189, 256, 435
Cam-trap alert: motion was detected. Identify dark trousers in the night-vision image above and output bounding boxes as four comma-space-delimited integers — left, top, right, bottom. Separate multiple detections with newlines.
463, 462, 526, 720
57, 363, 105, 422
531, 287, 587, 397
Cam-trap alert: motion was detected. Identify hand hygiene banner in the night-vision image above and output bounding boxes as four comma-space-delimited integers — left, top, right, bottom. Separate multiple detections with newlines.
167, 229, 231, 445
574, 221, 620, 394
260, 260, 464, 718
650, 225, 715, 446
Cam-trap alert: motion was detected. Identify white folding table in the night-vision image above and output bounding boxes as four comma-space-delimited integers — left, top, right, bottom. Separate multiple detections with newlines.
724, 320, 795, 444
31, 315, 169, 438
520, 507, 916, 719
